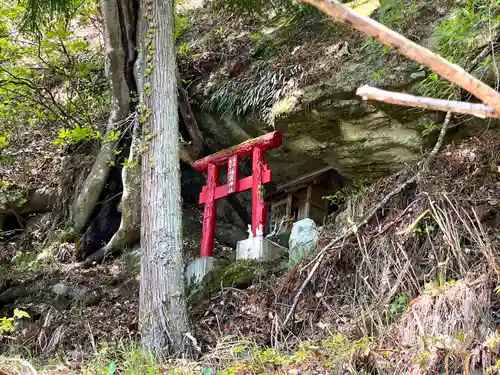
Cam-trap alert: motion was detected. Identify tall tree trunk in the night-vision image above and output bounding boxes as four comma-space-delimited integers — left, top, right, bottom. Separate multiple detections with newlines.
138, 0, 189, 355
66, 0, 131, 239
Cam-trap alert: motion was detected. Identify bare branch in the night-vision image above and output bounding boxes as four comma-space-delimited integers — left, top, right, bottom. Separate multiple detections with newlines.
356, 86, 499, 118
300, 0, 500, 115
177, 68, 203, 158
280, 113, 454, 331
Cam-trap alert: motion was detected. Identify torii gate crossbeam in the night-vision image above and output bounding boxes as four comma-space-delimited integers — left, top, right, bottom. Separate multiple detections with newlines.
193, 131, 282, 257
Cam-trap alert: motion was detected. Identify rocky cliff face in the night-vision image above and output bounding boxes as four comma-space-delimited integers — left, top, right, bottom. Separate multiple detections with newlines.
179, 0, 500, 184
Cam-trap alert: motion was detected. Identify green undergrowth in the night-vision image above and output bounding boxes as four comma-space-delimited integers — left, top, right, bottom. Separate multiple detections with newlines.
376, 0, 500, 100
216, 334, 376, 375
0, 182, 27, 211
17, 333, 377, 374
418, 0, 500, 99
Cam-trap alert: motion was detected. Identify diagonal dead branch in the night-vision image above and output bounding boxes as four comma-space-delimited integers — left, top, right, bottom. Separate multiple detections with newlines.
356, 86, 499, 118
300, 0, 500, 115
280, 113, 453, 330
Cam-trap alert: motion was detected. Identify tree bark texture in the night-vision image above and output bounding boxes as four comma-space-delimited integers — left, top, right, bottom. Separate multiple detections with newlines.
67, 0, 132, 239
138, 0, 189, 355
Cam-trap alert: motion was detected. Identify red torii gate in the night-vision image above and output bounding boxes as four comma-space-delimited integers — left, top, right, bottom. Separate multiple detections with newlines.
193, 131, 282, 258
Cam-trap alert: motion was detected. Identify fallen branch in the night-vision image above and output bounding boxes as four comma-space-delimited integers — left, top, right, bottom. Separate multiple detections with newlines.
425, 111, 452, 167
356, 86, 499, 119
281, 112, 453, 330
300, 0, 500, 115
281, 250, 331, 327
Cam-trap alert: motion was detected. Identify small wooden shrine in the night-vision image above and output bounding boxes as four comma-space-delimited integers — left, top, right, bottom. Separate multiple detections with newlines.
266, 166, 343, 235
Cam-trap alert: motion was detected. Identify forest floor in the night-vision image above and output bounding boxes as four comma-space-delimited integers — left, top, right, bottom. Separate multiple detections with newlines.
0, 130, 499, 374
1, 0, 500, 373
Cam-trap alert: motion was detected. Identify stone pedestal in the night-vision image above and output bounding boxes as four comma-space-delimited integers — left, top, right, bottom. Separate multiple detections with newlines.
185, 256, 214, 285
236, 235, 286, 261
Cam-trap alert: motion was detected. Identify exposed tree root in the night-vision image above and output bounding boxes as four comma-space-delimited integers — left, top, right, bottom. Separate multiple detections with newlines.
80, 115, 142, 267
0, 187, 58, 217
177, 68, 203, 157
65, 0, 134, 240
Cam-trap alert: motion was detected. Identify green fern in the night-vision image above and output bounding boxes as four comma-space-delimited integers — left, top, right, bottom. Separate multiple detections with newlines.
20, 0, 82, 31
203, 64, 303, 119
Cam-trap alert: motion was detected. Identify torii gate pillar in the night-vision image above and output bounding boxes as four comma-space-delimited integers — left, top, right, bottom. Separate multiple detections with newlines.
186, 131, 284, 283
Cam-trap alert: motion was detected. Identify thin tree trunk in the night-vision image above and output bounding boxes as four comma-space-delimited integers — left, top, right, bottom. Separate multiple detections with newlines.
66, 0, 131, 239
138, 0, 189, 355
82, 114, 141, 265
177, 68, 203, 157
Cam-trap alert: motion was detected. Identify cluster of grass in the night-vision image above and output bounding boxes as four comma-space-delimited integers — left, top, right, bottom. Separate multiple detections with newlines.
202, 64, 303, 120
0, 333, 379, 375
418, 0, 500, 98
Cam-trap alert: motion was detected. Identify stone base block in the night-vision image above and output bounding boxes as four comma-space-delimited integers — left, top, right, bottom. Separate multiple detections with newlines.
236, 236, 286, 261
185, 256, 214, 285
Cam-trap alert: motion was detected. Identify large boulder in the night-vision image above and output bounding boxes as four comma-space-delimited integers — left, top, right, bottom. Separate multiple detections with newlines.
288, 218, 319, 266
181, 0, 500, 185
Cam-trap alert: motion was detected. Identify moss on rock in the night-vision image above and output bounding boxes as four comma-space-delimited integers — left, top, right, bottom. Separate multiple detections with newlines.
187, 259, 284, 304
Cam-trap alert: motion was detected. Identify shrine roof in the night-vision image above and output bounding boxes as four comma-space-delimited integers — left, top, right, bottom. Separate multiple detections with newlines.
267, 166, 334, 199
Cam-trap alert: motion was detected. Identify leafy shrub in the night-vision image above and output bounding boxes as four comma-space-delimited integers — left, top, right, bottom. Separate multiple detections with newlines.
52, 127, 120, 146
417, 0, 500, 98
0, 0, 108, 141
174, 15, 190, 40
177, 42, 191, 59
325, 180, 368, 208
0, 309, 30, 336
0, 134, 8, 149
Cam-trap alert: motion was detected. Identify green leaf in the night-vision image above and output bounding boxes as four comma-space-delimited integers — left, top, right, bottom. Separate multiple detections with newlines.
45, 30, 58, 38
13, 308, 30, 319
121, 159, 138, 168
106, 361, 116, 375
103, 130, 121, 143
389, 303, 396, 314
0, 135, 8, 148
0, 317, 14, 334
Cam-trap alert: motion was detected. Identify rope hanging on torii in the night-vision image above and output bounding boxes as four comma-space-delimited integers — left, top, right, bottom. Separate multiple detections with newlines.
193, 131, 282, 258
